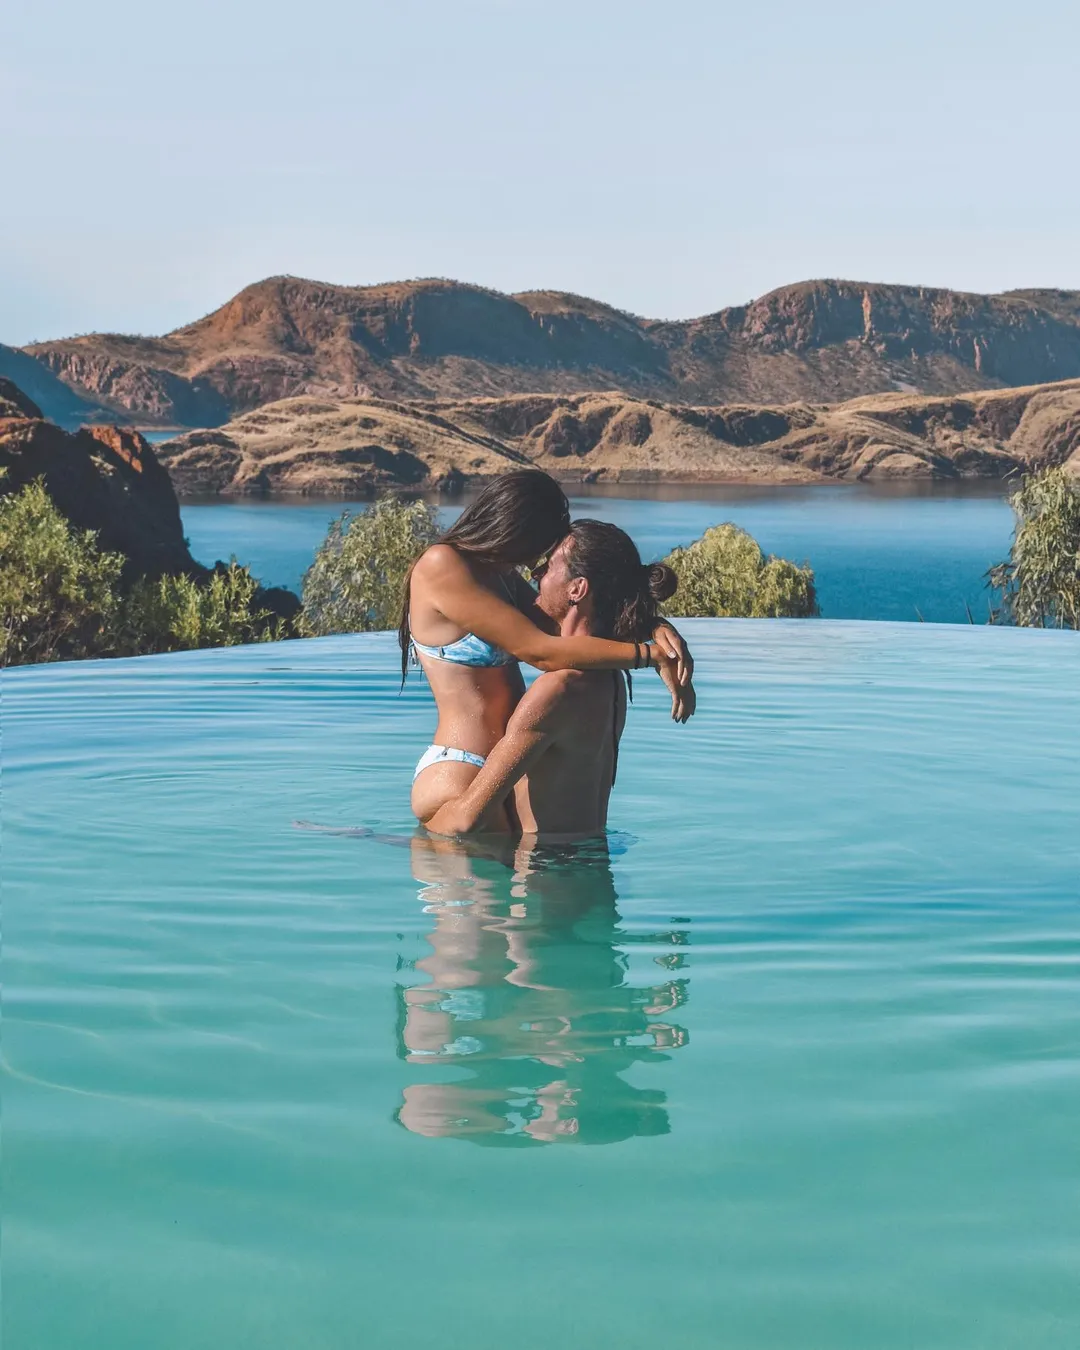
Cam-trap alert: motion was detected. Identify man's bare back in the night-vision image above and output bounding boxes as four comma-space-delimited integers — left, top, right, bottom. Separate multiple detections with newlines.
511, 669, 626, 835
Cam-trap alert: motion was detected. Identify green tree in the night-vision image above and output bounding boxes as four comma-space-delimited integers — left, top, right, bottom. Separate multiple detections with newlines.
302, 495, 442, 635
661, 522, 818, 619
1, 479, 290, 666
988, 466, 1080, 629
0, 479, 124, 665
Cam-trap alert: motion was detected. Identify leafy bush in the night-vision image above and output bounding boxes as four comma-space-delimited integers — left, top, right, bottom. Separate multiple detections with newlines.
0, 479, 125, 665
302, 495, 442, 635
661, 523, 818, 618
988, 466, 1080, 629
116, 566, 288, 654
0, 479, 288, 666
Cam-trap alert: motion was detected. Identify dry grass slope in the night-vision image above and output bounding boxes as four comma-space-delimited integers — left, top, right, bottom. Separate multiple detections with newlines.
154, 379, 1080, 496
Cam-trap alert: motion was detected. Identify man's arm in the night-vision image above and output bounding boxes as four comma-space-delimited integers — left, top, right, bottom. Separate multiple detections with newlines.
424, 673, 577, 836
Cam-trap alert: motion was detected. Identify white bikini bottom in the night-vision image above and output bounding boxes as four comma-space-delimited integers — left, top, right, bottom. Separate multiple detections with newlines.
413, 744, 487, 780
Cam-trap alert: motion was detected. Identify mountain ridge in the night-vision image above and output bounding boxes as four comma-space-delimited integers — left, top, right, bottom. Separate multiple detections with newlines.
19, 276, 1080, 428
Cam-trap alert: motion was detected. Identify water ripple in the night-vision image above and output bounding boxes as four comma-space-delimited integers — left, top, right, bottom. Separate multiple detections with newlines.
3, 622, 1079, 1349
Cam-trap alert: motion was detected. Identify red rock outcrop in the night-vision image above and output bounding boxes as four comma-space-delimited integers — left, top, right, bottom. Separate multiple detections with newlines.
0, 382, 196, 577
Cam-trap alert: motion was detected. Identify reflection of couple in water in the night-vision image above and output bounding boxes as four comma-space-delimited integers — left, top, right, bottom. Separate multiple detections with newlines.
397, 835, 689, 1145
390, 470, 696, 1143
403, 469, 696, 841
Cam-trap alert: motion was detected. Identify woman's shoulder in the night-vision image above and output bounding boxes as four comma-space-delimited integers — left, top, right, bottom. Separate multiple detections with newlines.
415, 543, 503, 587
413, 543, 469, 582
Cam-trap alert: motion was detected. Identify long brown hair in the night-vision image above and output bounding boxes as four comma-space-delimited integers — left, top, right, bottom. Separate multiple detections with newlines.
398, 470, 571, 681
564, 519, 678, 642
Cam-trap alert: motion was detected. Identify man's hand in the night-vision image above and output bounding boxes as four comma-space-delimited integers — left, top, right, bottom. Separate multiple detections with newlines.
652, 644, 695, 723
652, 622, 693, 687
424, 802, 471, 837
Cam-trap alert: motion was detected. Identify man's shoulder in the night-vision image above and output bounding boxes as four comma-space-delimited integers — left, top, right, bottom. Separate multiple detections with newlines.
533, 667, 597, 697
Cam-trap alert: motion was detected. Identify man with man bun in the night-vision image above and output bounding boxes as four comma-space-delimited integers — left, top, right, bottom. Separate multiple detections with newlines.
425, 519, 689, 840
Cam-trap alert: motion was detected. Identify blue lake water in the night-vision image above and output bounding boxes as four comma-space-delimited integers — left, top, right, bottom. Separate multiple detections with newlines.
4, 620, 1079, 1349
180, 483, 1016, 624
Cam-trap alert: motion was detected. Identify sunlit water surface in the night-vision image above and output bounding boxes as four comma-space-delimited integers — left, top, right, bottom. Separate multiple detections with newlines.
4, 621, 1079, 1350
180, 483, 1014, 623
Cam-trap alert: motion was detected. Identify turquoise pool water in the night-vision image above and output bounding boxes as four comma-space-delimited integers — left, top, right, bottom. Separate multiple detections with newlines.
180, 483, 1015, 623
4, 621, 1079, 1349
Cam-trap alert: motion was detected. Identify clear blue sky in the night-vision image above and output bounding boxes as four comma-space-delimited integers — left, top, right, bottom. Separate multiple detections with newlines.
4, 0, 1078, 344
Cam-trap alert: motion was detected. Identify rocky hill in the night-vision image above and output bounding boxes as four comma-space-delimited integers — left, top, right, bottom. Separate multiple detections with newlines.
155, 378, 1080, 496
0, 342, 112, 427
18, 277, 1080, 427
0, 376, 42, 420
0, 376, 197, 576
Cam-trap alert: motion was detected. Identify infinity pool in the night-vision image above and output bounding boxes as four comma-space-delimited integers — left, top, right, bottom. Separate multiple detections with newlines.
4, 622, 1079, 1349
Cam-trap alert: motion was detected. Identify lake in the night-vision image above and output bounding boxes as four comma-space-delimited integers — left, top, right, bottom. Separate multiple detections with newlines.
180, 482, 1016, 624
5, 620, 1078, 1349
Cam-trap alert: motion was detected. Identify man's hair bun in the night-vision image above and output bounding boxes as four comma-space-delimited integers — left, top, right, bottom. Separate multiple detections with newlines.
646, 562, 678, 603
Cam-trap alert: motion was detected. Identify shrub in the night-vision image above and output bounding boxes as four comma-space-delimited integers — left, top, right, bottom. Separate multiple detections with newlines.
301, 495, 442, 635
988, 466, 1080, 629
0, 479, 125, 665
661, 522, 818, 618
0, 479, 289, 666
117, 565, 288, 654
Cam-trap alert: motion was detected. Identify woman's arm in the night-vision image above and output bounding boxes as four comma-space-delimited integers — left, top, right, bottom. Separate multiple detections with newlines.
511, 557, 693, 684
416, 546, 685, 684
653, 620, 694, 686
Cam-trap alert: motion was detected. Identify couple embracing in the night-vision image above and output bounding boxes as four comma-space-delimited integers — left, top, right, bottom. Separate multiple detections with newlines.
402, 470, 696, 840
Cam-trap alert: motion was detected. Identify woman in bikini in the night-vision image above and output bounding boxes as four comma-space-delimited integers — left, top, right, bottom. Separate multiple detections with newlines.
400, 470, 694, 825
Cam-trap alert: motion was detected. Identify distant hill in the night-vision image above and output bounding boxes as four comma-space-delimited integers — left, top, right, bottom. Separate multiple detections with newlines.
154, 378, 1080, 496
17, 277, 1080, 427
0, 342, 111, 427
